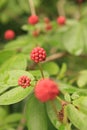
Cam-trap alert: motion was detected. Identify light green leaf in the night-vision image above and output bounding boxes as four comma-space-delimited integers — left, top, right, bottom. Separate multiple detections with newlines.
26, 94, 48, 130
0, 86, 33, 105
42, 62, 59, 75
63, 23, 83, 55
73, 96, 87, 114
77, 70, 87, 87
0, 50, 15, 65
0, 70, 34, 94
66, 104, 87, 130
58, 63, 67, 79
0, 54, 27, 72
5, 113, 22, 123
64, 93, 71, 102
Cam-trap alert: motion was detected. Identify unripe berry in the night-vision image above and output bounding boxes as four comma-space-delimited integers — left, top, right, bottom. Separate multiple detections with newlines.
44, 17, 50, 24
18, 76, 31, 88
32, 30, 40, 37
45, 24, 52, 31
30, 47, 46, 63
28, 15, 39, 25
57, 16, 66, 25
4, 30, 15, 40
34, 78, 60, 102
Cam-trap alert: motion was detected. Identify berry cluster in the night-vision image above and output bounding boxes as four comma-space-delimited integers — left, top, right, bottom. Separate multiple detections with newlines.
30, 47, 46, 63
4, 30, 15, 40
34, 78, 59, 102
28, 15, 39, 25
18, 76, 31, 88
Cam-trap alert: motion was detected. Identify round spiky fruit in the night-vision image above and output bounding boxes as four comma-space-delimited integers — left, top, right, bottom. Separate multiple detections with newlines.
28, 15, 39, 25
57, 16, 66, 25
18, 76, 31, 88
4, 30, 15, 40
30, 47, 46, 63
34, 78, 60, 102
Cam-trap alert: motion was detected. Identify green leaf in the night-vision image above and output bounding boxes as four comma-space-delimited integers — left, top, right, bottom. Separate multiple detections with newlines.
5, 113, 22, 123
58, 82, 78, 94
4, 36, 28, 50
0, 54, 27, 72
0, 50, 15, 65
26, 94, 48, 130
64, 93, 71, 102
42, 62, 59, 75
0, 107, 7, 120
73, 96, 87, 114
46, 100, 61, 129
66, 104, 87, 130
0, 86, 33, 105
63, 23, 83, 55
77, 70, 87, 87
58, 63, 67, 79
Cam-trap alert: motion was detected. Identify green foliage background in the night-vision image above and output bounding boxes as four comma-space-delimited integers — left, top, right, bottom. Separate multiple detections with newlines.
0, 0, 87, 130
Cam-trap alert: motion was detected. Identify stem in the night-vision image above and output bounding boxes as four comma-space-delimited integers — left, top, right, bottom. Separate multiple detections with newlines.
57, 0, 66, 16
38, 63, 44, 79
28, 0, 36, 15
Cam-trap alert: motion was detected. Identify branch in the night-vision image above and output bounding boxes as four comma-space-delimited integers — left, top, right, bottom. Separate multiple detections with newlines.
44, 52, 67, 63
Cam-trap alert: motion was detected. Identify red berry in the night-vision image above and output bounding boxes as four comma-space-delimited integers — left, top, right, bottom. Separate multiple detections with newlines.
44, 17, 50, 24
32, 30, 40, 37
18, 76, 31, 88
28, 15, 39, 25
34, 78, 60, 102
45, 24, 52, 31
4, 30, 15, 40
30, 47, 46, 63
57, 16, 66, 25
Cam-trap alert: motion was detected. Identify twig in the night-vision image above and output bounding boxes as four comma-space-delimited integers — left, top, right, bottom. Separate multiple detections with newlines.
28, 0, 36, 15
44, 52, 67, 63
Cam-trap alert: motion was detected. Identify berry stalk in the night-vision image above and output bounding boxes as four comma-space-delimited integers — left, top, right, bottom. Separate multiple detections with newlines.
28, 0, 36, 15
38, 63, 44, 79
